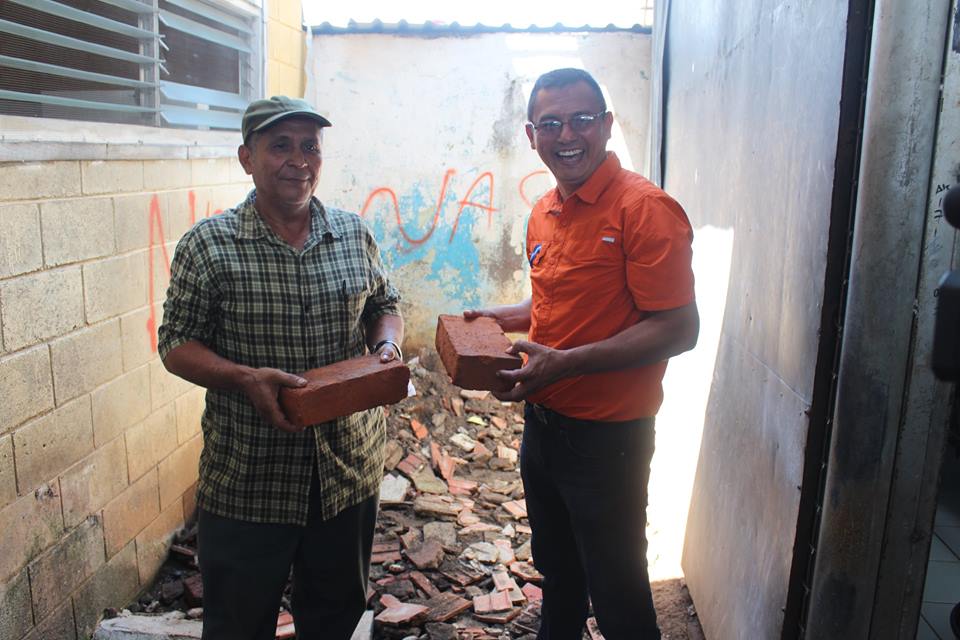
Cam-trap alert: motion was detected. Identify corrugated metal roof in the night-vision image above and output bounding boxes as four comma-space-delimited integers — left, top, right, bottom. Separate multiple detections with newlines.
310, 20, 651, 35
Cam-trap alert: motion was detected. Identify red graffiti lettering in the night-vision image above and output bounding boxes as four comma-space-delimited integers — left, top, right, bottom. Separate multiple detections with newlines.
449, 172, 497, 242
360, 169, 455, 249
146, 194, 171, 354
145, 190, 224, 352
519, 170, 550, 209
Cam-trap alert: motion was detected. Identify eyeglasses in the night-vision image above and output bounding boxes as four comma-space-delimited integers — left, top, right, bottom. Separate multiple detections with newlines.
530, 111, 607, 137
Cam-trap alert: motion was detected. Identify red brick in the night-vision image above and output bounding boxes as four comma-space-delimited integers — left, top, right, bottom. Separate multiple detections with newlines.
472, 590, 512, 614
276, 611, 295, 639
521, 583, 542, 603
409, 570, 440, 597
405, 539, 444, 570
509, 561, 542, 583
502, 499, 527, 519
410, 418, 428, 440
279, 355, 410, 428
448, 477, 478, 496
183, 573, 203, 606
423, 591, 472, 622
474, 607, 521, 624
435, 315, 521, 391
375, 602, 428, 626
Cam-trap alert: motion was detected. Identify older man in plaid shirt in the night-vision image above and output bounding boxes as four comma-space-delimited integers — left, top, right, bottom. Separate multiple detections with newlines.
158, 96, 403, 640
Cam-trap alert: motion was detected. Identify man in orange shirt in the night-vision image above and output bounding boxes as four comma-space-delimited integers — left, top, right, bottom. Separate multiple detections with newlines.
465, 68, 699, 639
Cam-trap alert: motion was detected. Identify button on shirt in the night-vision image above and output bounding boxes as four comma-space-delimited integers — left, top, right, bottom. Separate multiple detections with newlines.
158, 191, 401, 525
526, 152, 695, 421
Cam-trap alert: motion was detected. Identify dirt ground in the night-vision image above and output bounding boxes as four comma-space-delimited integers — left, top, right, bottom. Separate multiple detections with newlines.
125, 347, 704, 639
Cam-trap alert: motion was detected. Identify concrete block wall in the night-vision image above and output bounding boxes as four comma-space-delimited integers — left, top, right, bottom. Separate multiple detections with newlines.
267, 0, 306, 97
0, 155, 252, 640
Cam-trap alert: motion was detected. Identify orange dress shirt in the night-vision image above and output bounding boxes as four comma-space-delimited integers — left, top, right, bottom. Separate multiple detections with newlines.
526, 152, 695, 421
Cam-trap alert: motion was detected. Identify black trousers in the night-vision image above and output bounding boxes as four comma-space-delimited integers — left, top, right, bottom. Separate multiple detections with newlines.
521, 403, 660, 640
197, 472, 377, 640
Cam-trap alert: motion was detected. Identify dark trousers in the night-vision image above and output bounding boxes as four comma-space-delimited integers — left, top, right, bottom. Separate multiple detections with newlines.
521, 403, 661, 640
197, 473, 377, 640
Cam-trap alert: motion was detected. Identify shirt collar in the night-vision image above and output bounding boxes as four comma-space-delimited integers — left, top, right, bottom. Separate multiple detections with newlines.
236, 190, 341, 245
541, 151, 622, 213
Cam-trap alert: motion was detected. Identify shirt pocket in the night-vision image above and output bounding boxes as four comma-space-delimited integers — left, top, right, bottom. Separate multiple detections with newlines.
553, 229, 625, 307
308, 271, 371, 361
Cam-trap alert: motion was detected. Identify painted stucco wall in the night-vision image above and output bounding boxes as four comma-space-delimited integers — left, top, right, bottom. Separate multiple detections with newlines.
0, 119, 252, 639
267, 0, 306, 97
306, 31, 652, 347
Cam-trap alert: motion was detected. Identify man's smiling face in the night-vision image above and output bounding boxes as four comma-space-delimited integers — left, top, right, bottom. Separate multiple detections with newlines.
525, 80, 613, 199
239, 117, 322, 215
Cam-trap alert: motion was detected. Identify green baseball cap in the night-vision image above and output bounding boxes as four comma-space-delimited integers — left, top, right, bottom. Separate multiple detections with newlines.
241, 96, 332, 143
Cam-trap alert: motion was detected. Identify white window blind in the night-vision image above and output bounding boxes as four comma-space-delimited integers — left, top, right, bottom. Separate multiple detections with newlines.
0, 0, 261, 130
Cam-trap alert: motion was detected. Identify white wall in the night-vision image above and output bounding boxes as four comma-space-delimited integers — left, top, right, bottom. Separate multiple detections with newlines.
306, 31, 652, 346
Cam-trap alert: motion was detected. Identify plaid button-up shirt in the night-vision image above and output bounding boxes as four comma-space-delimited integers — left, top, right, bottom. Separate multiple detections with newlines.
158, 191, 401, 525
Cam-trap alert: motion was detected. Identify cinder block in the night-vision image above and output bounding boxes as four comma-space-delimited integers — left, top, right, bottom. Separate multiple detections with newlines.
0, 568, 33, 640
0, 161, 81, 201
435, 315, 521, 391
29, 516, 105, 620
91, 365, 151, 446
113, 193, 155, 253
0, 266, 84, 351
191, 158, 232, 186
83, 252, 149, 323
72, 542, 138, 639
279, 355, 410, 427
158, 434, 201, 511
135, 497, 184, 585
149, 241, 174, 304
143, 159, 191, 191
0, 346, 54, 435
22, 601, 76, 640
120, 306, 156, 372
102, 469, 159, 556
268, 22, 302, 68
0, 435, 14, 510
40, 197, 115, 266
149, 359, 194, 411
80, 160, 144, 195
175, 387, 205, 444
50, 320, 123, 405
163, 189, 196, 242
0, 203, 43, 279
229, 160, 252, 185
14, 396, 94, 493
125, 404, 177, 482
59, 436, 128, 528
0, 485, 64, 583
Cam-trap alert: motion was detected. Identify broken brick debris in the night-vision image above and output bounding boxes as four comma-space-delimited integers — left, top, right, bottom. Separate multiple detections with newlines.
521, 583, 543, 603
120, 348, 707, 640
509, 561, 543, 583
279, 355, 410, 427
423, 591, 473, 622
375, 602, 429, 626
183, 574, 203, 607
409, 570, 441, 597
405, 538, 445, 570
276, 611, 295, 639
473, 590, 513, 614
502, 499, 528, 519
411, 418, 429, 439
435, 315, 521, 391
397, 452, 427, 477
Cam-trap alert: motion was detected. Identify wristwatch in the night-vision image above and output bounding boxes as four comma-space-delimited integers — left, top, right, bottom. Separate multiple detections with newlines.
373, 339, 403, 362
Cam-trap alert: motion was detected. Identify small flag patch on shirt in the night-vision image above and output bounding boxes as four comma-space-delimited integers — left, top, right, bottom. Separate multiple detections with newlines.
601, 236, 615, 243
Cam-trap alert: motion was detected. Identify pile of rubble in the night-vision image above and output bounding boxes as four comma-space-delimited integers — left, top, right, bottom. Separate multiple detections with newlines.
109, 348, 701, 640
